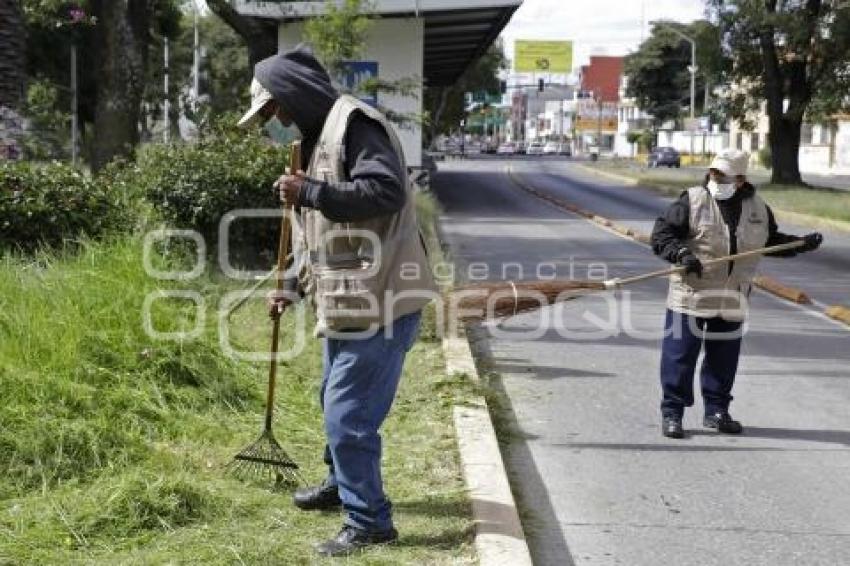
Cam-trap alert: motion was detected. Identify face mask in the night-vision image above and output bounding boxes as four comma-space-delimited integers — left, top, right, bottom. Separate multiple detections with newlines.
707, 179, 736, 200
264, 116, 302, 145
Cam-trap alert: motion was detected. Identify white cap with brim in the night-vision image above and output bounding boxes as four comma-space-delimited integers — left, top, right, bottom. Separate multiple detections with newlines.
237, 78, 275, 127
710, 149, 749, 177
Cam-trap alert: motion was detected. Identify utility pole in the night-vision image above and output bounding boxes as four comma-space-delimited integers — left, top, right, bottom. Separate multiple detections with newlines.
593, 92, 602, 161
70, 44, 78, 164
163, 37, 170, 143
192, 1, 200, 111
656, 22, 698, 163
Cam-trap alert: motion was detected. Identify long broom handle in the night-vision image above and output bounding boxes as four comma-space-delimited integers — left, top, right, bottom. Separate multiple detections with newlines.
604, 240, 805, 290
264, 141, 300, 432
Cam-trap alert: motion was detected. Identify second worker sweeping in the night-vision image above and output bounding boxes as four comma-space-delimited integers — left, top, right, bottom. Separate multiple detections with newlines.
651, 149, 823, 439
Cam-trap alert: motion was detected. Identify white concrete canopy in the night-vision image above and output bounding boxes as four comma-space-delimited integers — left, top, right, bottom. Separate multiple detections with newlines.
235, 0, 521, 86
235, 0, 521, 167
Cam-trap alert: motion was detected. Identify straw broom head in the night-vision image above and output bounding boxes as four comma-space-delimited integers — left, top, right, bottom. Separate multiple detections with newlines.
451, 279, 607, 322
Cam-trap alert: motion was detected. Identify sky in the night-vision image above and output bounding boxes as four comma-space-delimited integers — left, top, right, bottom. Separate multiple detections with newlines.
500, 0, 708, 80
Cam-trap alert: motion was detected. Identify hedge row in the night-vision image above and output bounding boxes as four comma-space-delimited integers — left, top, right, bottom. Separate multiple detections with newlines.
0, 120, 289, 258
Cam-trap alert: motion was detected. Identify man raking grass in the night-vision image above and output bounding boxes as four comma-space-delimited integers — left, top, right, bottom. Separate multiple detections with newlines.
238, 45, 438, 557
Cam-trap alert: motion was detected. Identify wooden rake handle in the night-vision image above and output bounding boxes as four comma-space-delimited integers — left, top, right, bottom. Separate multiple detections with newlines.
603, 240, 806, 290
265, 140, 300, 432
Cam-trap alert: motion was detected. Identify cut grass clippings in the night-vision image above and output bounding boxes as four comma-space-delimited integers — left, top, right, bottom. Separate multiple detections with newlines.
0, 228, 475, 564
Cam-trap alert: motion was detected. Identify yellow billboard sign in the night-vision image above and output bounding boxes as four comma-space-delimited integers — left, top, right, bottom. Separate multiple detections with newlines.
515, 40, 573, 73
575, 118, 618, 133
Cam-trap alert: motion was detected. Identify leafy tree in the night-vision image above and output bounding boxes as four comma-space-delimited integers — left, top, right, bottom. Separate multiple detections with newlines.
206, 0, 279, 67
625, 20, 729, 128
423, 41, 506, 147
21, 0, 183, 169
304, 0, 371, 77
708, 0, 850, 185
22, 79, 71, 159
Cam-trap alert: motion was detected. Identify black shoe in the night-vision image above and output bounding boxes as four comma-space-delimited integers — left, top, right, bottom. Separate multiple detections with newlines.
704, 412, 743, 434
293, 481, 341, 511
662, 415, 684, 439
314, 525, 398, 557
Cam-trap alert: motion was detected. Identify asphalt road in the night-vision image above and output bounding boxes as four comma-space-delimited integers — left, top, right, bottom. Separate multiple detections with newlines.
431, 158, 850, 566
512, 158, 850, 309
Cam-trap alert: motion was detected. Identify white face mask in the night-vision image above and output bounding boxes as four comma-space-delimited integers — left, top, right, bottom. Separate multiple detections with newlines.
264, 116, 302, 145
707, 179, 736, 200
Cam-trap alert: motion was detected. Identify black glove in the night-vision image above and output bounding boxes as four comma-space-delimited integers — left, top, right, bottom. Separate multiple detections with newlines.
799, 232, 823, 253
679, 252, 703, 278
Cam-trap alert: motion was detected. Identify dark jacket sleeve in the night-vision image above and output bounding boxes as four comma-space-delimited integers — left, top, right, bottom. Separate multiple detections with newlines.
764, 205, 802, 257
651, 191, 692, 263
297, 113, 406, 222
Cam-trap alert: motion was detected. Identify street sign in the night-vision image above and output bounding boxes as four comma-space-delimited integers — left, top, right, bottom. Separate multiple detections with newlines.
339, 61, 379, 107
575, 118, 618, 132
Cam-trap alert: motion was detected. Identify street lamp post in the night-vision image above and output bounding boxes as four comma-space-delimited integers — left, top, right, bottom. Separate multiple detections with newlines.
656, 22, 698, 161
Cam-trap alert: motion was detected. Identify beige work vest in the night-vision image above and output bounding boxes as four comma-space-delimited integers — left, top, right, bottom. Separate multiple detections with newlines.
292, 95, 438, 335
667, 186, 770, 321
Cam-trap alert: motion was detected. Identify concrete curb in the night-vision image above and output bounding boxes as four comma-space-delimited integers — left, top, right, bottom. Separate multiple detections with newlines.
752, 276, 811, 304
572, 163, 639, 186
443, 333, 534, 566
577, 162, 850, 234
826, 305, 850, 325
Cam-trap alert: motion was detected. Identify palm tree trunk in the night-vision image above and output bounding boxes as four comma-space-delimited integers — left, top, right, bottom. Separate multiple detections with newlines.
0, 0, 26, 160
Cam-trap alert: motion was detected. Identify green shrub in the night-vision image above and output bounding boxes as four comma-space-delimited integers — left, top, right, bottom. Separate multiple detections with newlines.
758, 146, 772, 169
134, 118, 290, 264
0, 161, 133, 252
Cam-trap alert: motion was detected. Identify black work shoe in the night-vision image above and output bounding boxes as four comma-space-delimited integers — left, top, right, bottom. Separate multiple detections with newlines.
293, 482, 341, 511
314, 525, 398, 557
704, 412, 743, 434
662, 415, 685, 439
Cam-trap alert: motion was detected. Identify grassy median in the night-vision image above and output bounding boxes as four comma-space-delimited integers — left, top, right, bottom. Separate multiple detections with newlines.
0, 203, 475, 564
583, 161, 850, 225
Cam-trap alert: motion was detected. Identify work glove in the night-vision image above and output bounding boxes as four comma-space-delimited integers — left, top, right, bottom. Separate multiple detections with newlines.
799, 232, 823, 253
678, 252, 703, 278
266, 289, 293, 319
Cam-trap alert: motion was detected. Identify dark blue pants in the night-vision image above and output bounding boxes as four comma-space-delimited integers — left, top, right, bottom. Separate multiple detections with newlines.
319, 311, 422, 532
660, 309, 743, 418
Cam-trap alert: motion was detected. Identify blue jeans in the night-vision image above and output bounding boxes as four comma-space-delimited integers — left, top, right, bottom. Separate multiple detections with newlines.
660, 309, 743, 418
319, 311, 422, 532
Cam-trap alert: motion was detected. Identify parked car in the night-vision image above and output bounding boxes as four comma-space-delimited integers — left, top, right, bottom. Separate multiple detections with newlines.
497, 142, 517, 155
515, 141, 528, 155
559, 142, 573, 156
527, 141, 545, 156
649, 146, 681, 168
543, 141, 561, 155
465, 142, 482, 155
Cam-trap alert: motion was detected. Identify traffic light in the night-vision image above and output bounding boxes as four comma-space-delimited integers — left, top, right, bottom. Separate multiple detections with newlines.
538, 79, 545, 92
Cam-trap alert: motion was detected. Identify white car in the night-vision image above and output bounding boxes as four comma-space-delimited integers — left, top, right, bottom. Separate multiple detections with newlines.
543, 141, 560, 155
497, 142, 517, 155
527, 142, 545, 156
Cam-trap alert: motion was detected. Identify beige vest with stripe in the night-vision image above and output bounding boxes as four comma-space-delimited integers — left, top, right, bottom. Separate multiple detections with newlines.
667, 186, 770, 321
292, 95, 438, 335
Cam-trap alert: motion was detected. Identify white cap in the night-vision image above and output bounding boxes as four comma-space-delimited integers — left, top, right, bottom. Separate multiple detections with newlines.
710, 149, 749, 177
237, 78, 275, 127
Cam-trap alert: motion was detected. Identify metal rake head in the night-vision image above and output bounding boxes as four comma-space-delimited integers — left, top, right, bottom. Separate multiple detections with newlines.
228, 429, 304, 487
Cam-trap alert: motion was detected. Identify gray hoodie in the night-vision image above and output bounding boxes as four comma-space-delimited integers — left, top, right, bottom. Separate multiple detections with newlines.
254, 45, 406, 222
